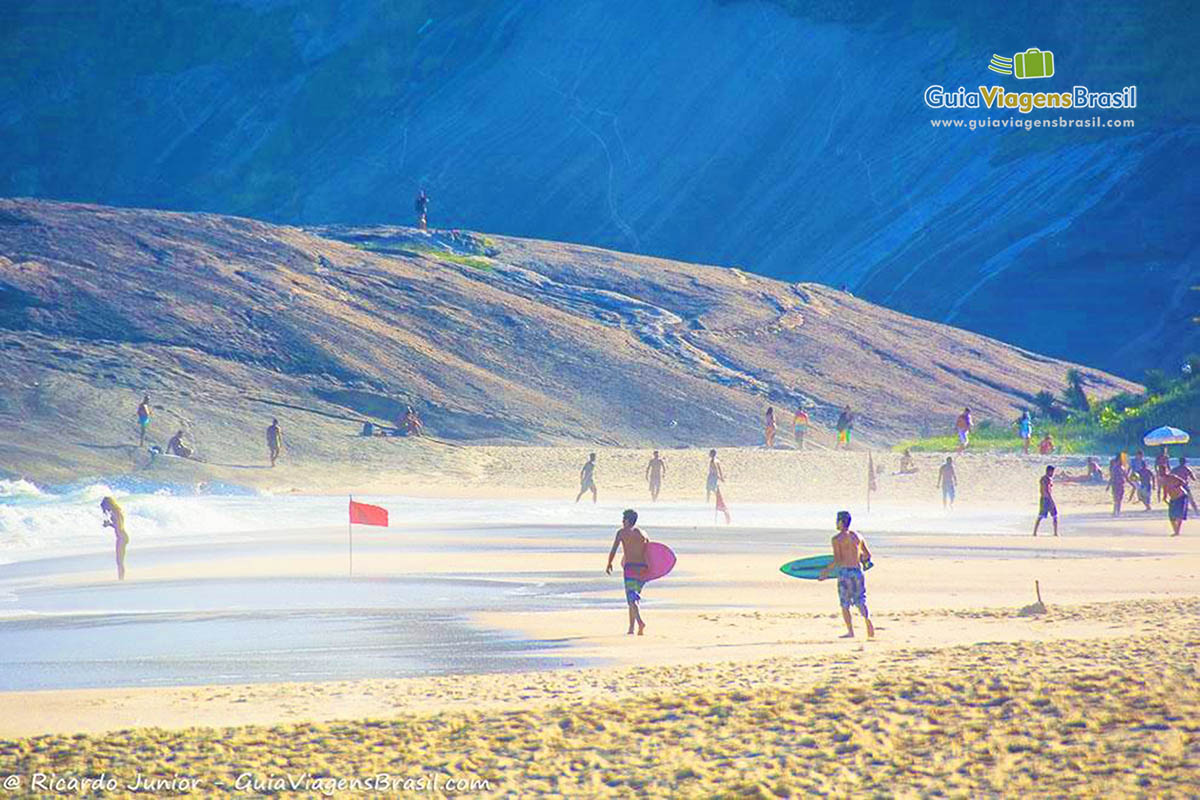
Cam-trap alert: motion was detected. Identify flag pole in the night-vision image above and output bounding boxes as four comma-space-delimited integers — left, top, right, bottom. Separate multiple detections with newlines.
348, 495, 354, 578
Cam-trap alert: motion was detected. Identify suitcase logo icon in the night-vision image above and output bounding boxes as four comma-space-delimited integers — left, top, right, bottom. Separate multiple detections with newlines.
988, 48, 1055, 79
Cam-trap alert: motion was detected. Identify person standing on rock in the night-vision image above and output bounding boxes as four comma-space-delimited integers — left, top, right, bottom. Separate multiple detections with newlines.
576, 452, 598, 503
645, 451, 666, 501
415, 189, 429, 230
136, 394, 151, 447
266, 418, 283, 467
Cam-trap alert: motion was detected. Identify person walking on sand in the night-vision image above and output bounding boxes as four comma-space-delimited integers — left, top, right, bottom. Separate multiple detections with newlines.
415, 189, 429, 230
1161, 470, 1195, 536
793, 405, 810, 450
1106, 453, 1128, 517
100, 496, 129, 581
1017, 410, 1033, 454
266, 418, 283, 467
705, 449, 725, 503
606, 509, 649, 635
136, 394, 151, 447
1134, 460, 1156, 511
1033, 465, 1059, 537
955, 407, 973, 453
937, 456, 957, 509
836, 406, 854, 450
817, 510, 875, 639
645, 450, 666, 501
576, 452, 598, 503
764, 406, 777, 449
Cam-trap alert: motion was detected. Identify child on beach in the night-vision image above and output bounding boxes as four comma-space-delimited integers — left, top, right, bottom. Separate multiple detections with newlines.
606, 509, 649, 635
100, 496, 129, 581
818, 511, 875, 639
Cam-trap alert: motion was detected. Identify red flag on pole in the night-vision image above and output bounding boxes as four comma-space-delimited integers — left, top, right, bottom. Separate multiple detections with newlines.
714, 487, 731, 524
349, 500, 388, 527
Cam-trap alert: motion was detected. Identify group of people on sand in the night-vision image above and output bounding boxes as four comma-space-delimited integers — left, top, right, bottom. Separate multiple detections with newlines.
1033, 448, 1196, 537
607, 507, 874, 638
134, 393, 285, 466
757, 404, 835, 450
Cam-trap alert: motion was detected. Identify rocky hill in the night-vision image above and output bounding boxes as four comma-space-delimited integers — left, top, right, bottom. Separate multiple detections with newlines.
0, 199, 1138, 483
1, 1, 1195, 376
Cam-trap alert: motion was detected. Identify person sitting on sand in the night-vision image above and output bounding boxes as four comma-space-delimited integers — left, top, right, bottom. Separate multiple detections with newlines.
793, 406, 809, 450
167, 429, 194, 459
398, 406, 424, 436
764, 406, 777, 449
817, 510, 875, 639
705, 449, 724, 503
1085, 457, 1104, 483
136, 394, 151, 447
1033, 465, 1058, 537
100, 496, 129, 581
645, 450, 666, 501
898, 449, 917, 474
1037, 433, 1055, 455
937, 456, 957, 509
1106, 453, 1127, 517
606, 509, 649, 635
576, 452, 598, 503
266, 418, 283, 467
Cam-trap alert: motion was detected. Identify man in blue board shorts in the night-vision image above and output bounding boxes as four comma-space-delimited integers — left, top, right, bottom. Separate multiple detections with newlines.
1033, 465, 1058, 536
817, 511, 875, 639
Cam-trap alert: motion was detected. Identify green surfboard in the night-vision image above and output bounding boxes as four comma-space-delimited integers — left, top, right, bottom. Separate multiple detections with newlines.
780, 555, 873, 580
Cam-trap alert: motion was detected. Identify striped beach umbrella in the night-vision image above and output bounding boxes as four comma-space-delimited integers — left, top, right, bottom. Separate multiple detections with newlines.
1143, 426, 1190, 447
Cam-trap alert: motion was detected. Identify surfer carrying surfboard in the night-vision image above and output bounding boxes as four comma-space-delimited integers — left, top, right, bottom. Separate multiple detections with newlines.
817, 511, 875, 639
606, 509, 649, 635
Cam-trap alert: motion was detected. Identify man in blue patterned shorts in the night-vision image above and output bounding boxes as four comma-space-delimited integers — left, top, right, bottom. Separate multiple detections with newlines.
818, 510, 875, 639
606, 509, 649, 635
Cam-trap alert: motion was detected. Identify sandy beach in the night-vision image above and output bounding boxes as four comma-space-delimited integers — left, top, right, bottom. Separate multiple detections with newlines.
1, 446, 1198, 796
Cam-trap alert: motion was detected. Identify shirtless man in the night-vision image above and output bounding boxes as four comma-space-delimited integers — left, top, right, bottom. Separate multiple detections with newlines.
605, 509, 649, 635
1161, 470, 1194, 536
1156, 448, 1170, 501
705, 449, 724, 503
575, 453, 598, 503
1033, 465, 1058, 536
1133, 461, 1156, 511
817, 510, 875, 639
100, 496, 129, 581
645, 451, 666, 501
266, 418, 283, 467
937, 456, 957, 509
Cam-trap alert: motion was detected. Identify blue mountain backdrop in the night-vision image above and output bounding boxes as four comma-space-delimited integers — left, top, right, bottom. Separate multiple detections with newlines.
2, 0, 1196, 377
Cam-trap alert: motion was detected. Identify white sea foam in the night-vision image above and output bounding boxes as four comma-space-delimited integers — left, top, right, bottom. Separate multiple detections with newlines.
0, 478, 1026, 566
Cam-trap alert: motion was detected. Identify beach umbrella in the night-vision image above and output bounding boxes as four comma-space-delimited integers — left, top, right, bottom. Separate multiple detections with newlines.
1142, 426, 1190, 447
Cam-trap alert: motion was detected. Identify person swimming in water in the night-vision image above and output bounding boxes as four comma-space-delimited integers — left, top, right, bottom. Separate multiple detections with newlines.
100, 496, 129, 581
606, 508, 649, 635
